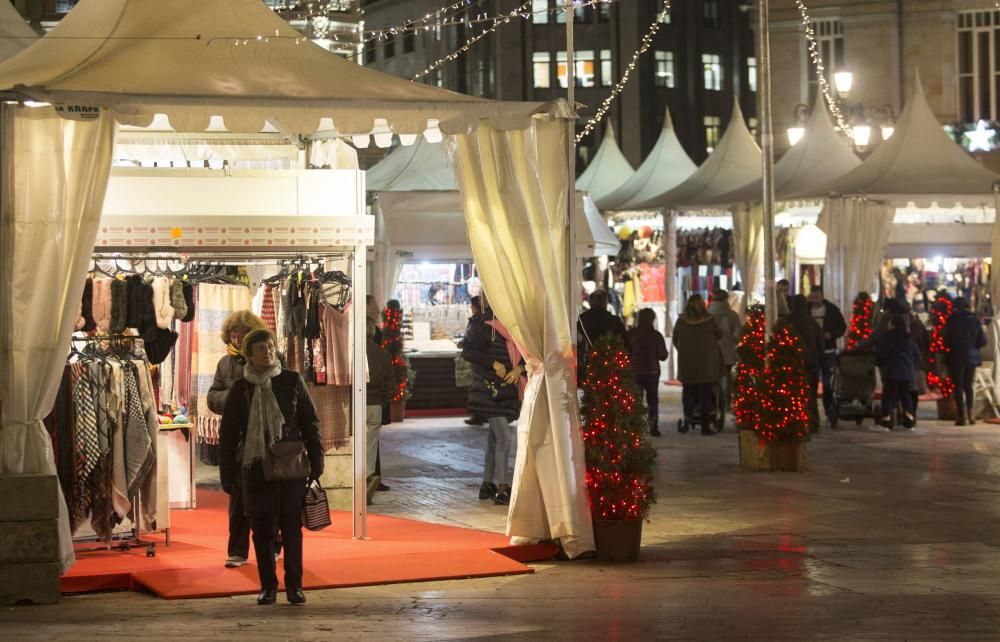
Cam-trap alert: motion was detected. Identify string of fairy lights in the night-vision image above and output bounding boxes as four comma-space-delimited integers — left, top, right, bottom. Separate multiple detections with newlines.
575, 0, 671, 143
795, 0, 853, 138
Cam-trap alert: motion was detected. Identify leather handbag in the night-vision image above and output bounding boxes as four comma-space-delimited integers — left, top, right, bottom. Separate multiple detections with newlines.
301, 480, 332, 531
263, 440, 311, 481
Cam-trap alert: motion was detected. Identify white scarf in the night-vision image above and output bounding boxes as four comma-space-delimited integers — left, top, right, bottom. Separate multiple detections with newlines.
240, 363, 284, 469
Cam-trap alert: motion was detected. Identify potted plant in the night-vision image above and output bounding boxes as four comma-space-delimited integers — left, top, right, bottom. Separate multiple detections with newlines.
735, 305, 809, 471
927, 292, 957, 419
382, 300, 409, 422
580, 333, 657, 562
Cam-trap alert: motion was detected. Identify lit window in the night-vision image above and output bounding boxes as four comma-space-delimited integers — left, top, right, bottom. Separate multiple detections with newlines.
702, 53, 722, 91
556, 51, 597, 88
704, 115, 721, 153
533, 52, 551, 88
600, 49, 612, 87
654, 51, 675, 88
532, 0, 549, 24
747, 57, 757, 92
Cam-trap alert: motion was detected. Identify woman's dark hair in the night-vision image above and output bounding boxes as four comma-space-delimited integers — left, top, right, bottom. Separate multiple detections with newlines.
386, 299, 401, 311
242, 328, 277, 360
589, 289, 609, 310
637, 308, 656, 328
954, 296, 971, 311
470, 295, 481, 312
683, 294, 707, 318
790, 293, 808, 315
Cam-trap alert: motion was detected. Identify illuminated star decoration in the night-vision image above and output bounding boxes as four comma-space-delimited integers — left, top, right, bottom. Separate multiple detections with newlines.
965, 120, 997, 153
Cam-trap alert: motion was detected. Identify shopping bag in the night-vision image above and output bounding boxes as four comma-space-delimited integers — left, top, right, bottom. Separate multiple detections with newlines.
301, 480, 332, 531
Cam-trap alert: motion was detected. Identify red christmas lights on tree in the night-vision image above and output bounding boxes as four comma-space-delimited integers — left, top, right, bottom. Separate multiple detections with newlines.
734, 305, 810, 444
580, 333, 656, 521
381, 303, 409, 402
927, 292, 955, 397
845, 293, 874, 351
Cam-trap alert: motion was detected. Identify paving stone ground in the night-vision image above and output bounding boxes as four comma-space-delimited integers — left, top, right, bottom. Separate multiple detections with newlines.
5, 389, 1000, 641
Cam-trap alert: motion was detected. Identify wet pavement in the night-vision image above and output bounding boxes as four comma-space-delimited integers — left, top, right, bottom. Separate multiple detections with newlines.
5, 389, 1000, 640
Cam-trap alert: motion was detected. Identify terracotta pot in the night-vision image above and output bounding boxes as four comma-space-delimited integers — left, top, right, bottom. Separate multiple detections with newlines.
592, 518, 643, 563
936, 395, 957, 420
739, 429, 807, 472
390, 399, 406, 423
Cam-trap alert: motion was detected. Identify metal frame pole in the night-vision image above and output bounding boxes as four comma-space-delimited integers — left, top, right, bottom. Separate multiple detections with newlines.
566, 0, 578, 342
758, 0, 776, 337
352, 166, 368, 539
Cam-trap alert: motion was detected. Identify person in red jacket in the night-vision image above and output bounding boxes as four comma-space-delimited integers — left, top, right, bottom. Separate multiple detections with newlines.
627, 308, 668, 436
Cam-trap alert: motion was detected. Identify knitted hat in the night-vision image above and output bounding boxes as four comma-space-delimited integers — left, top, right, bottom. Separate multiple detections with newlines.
80, 277, 97, 332
139, 279, 157, 333
142, 326, 178, 365
152, 276, 173, 329
169, 278, 188, 320
125, 274, 145, 329
110, 278, 128, 334
92, 278, 112, 334
181, 281, 195, 322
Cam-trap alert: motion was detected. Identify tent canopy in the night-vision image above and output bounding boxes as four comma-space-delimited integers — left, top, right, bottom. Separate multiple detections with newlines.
0, 0, 560, 135
0, 2, 36, 61
366, 137, 457, 192
632, 101, 761, 210
575, 122, 635, 206
711, 96, 860, 206
377, 191, 619, 259
600, 108, 697, 211
793, 74, 1000, 205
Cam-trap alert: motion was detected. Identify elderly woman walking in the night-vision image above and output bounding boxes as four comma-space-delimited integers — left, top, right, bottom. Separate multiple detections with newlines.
219, 329, 324, 606
672, 294, 724, 435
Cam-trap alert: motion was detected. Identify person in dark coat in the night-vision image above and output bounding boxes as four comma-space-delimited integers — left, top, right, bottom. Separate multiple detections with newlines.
807, 286, 847, 418
672, 294, 723, 435
577, 289, 626, 381
944, 297, 988, 425
460, 296, 486, 427
365, 318, 394, 504
219, 329, 324, 606
208, 310, 267, 569
461, 300, 524, 505
789, 294, 825, 430
875, 314, 921, 429
627, 308, 668, 436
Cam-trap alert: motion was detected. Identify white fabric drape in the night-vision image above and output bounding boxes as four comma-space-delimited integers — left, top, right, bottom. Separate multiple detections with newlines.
817, 197, 895, 315
0, 105, 117, 573
991, 193, 1000, 391
730, 204, 764, 317
371, 203, 403, 307
448, 117, 594, 558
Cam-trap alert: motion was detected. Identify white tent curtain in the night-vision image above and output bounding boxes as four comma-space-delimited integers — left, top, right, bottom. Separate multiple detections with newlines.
730, 204, 765, 316
991, 189, 1000, 390
371, 203, 403, 308
448, 117, 594, 558
0, 105, 117, 573
817, 197, 895, 315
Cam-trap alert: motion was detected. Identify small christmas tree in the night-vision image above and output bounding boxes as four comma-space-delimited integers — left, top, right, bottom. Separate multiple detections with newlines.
927, 291, 955, 397
580, 333, 656, 521
381, 301, 409, 402
845, 292, 874, 351
734, 306, 810, 443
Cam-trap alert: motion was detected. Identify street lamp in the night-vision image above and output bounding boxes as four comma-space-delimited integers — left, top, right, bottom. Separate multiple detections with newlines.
833, 70, 854, 95
786, 69, 895, 153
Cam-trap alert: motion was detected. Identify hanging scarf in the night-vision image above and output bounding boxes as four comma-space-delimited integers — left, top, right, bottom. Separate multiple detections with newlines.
240, 363, 284, 469
485, 318, 527, 400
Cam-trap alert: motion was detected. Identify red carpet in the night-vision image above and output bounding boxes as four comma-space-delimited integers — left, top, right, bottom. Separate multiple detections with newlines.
63, 489, 557, 599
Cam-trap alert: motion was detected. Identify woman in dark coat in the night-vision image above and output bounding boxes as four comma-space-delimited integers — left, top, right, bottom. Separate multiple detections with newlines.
789, 294, 825, 430
943, 297, 987, 425
627, 308, 668, 436
461, 300, 524, 505
876, 314, 921, 429
219, 329, 324, 606
672, 294, 723, 435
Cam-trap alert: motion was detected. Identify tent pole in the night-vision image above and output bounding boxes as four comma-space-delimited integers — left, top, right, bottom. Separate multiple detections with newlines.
566, 0, 578, 345
757, 0, 777, 338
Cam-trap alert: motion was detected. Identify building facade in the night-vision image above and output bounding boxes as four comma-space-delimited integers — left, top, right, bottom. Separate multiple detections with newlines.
768, 0, 1000, 167
359, 0, 757, 171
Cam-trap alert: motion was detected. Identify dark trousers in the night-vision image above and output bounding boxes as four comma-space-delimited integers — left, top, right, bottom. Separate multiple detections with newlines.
682, 383, 714, 423
819, 351, 836, 411
227, 486, 251, 558
881, 378, 914, 424
251, 508, 303, 591
635, 373, 660, 431
951, 364, 977, 416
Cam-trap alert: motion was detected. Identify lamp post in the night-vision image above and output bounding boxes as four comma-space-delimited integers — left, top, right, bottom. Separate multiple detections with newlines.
786, 70, 896, 153
758, 0, 777, 335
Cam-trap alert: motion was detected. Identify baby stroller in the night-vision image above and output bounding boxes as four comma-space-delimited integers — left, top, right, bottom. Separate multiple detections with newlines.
828, 352, 878, 429
677, 381, 726, 434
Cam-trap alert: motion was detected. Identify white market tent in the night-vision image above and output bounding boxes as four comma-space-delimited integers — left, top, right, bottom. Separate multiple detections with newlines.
790, 75, 1000, 315
367, 137, 457, 192
0, 0, 595, 578
630, 101, 761, 211
0, 1, 37, 60
600, 108, 697, 212
576, 122, 635, 207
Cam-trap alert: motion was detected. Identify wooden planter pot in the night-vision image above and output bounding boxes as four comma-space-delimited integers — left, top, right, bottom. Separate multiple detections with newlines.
936, 395, 957, 420
390, 399, 406, 423
593, 518, 643, 562
739, 429, 807, 472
